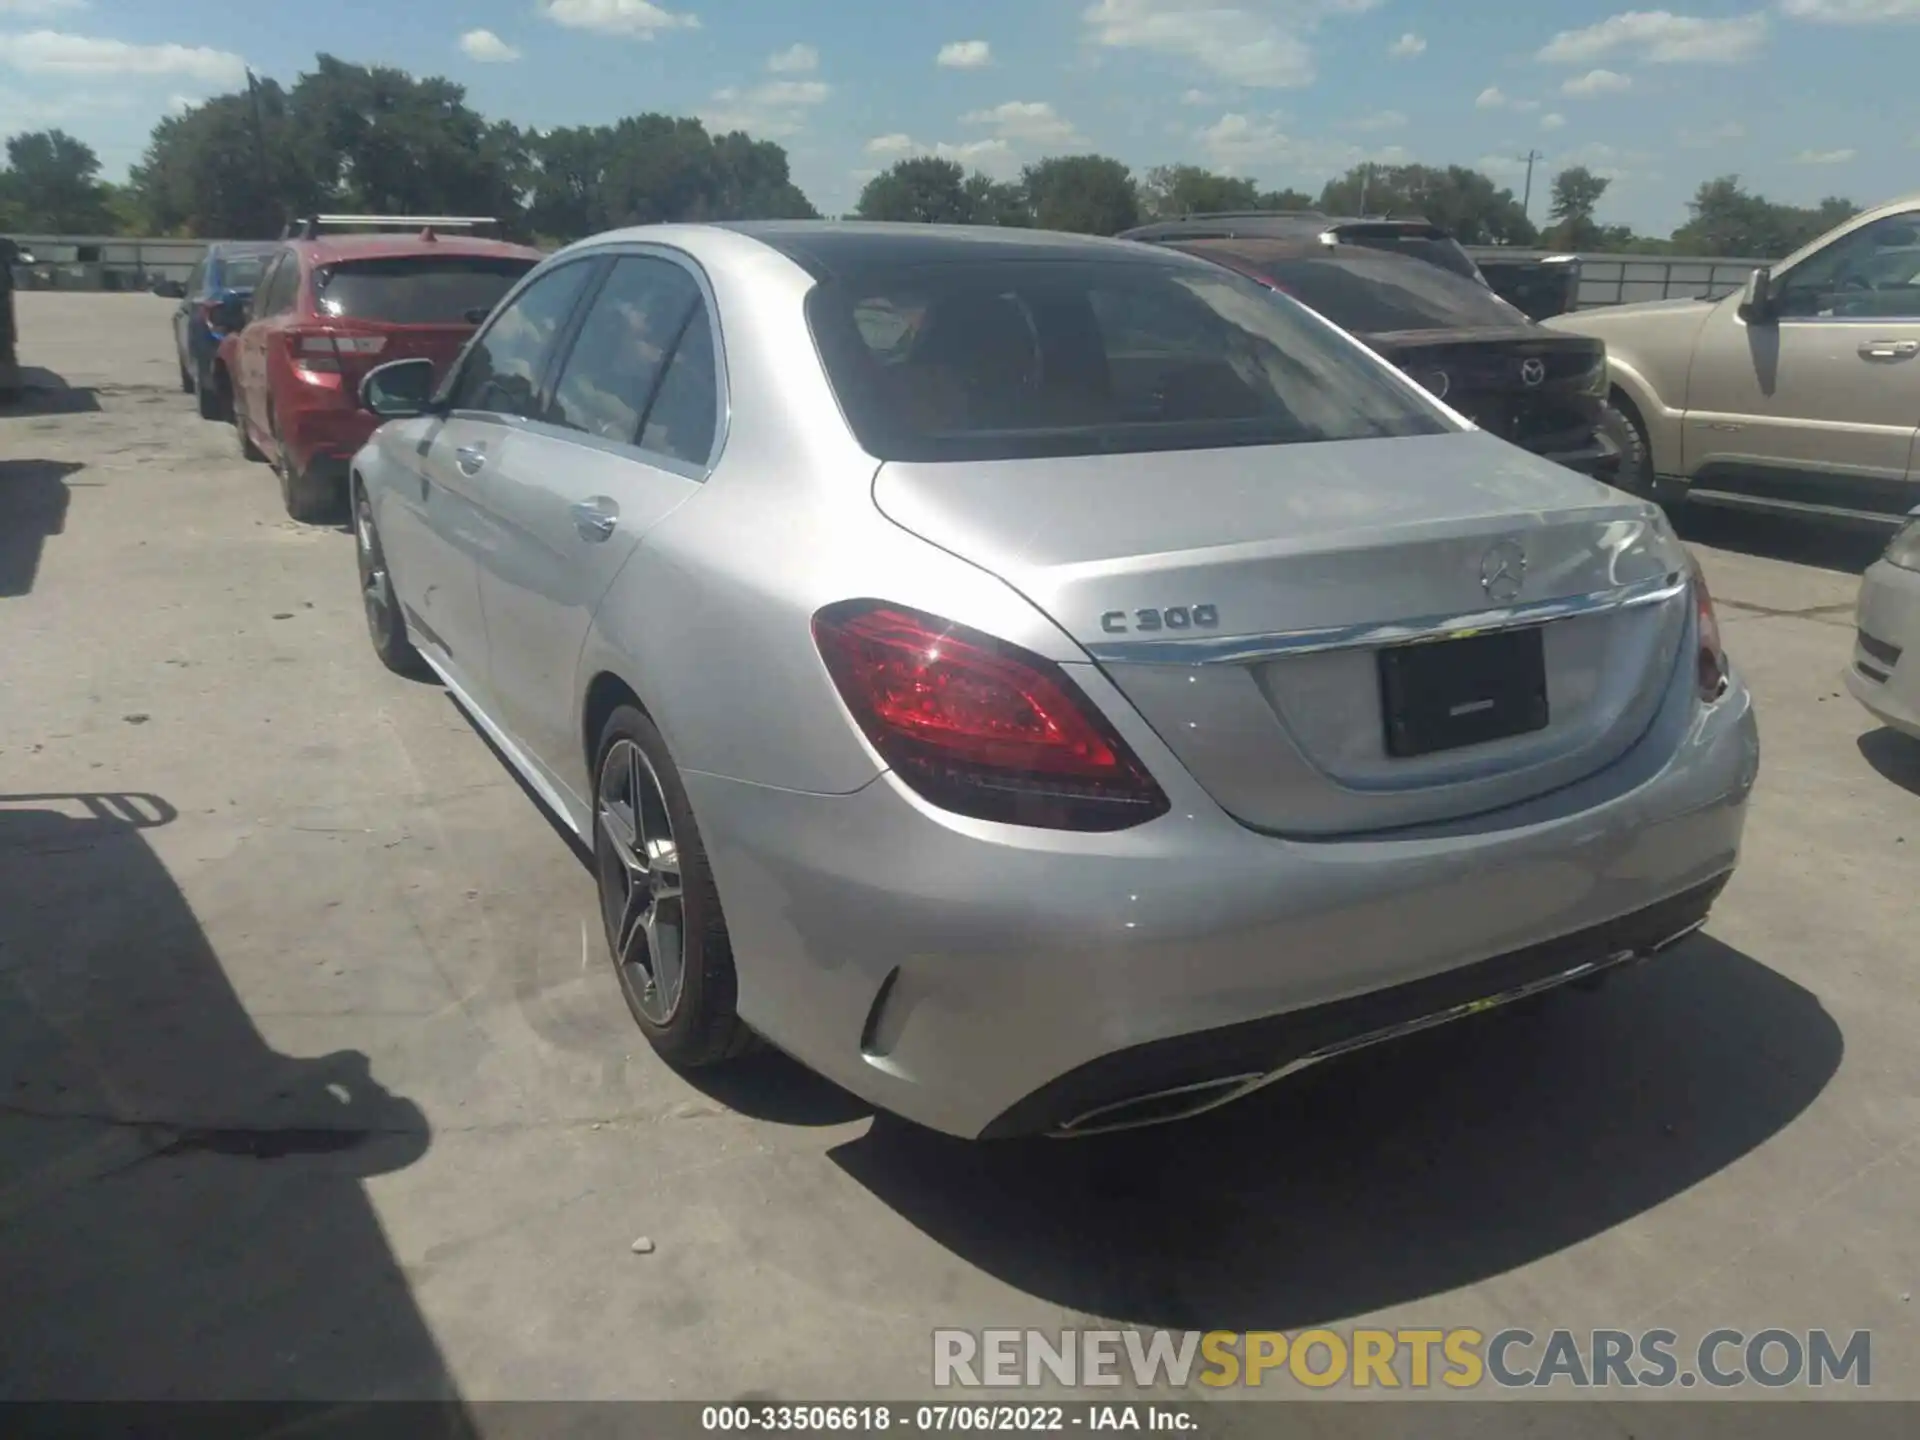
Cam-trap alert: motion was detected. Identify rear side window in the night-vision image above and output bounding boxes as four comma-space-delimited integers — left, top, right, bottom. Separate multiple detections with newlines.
547, 257, 700, 445
315, 255, 537, 325
258, 253, 300, 315
1258, 255, 1529, 334
806, 257, 1449, 463
639, 302, 718, 465
186, 257, 207, 298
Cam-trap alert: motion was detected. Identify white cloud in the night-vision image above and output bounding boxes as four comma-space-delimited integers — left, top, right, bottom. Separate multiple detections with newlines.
0, 1, 90, 15
459, 29, 521, 62
165, 92, 196, 114
702, 75, 830, 138
865, 133, 918, 158
1346, 108, 1407, 132
936, 39, 992, 68
1541, 112, 1567, 129
1780, 0, 1920, 21
1537, 10, 1770, 65
1561, 67, 1633, 96
862, 131, 1019, 176
1196, 111, 1407, 179
0, 31, 246, 83
961, 99, 1086, 148
1388, 31, 1425, 56
1794, 146, 1857, 163
1679, 119, 1745, 146
1475, 85, 1508, 108
767, 43, 817, 73
1180, 88, 1213, 104
1082, 0, 1380, 89
538, 0, 699, 39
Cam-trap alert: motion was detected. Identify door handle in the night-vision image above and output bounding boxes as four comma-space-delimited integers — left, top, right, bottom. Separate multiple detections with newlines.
454, 443, 487, 475
1858, 339, 1919, 360
571, 496, 619, 542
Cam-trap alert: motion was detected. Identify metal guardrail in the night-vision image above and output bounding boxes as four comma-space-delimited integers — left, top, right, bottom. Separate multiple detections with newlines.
1465, 247, 1773, 310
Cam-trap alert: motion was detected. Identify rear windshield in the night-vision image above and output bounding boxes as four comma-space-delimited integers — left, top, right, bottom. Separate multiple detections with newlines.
1330, 227, 1483, 283
1258, 255, 1531, 334
805, 257, 1451, 463
216, 254, 267, 292
314, 256, 536, 325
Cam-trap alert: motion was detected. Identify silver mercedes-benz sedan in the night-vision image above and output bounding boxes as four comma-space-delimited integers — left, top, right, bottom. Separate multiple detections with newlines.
348, 222, 1760, 1140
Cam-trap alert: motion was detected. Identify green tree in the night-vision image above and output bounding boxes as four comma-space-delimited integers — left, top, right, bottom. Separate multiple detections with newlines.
130, 79, 319, 237
963, 172, 1033, 226
0, 129, 115, 232
1021, 154, 1139, 234
855, 157, 976, 223
1317, 163, 1538, 246
1140, 164, 1258, 219
1669, 176, 1858, 258
1255, 186, 1317, 212
1544, 165, 1610, 250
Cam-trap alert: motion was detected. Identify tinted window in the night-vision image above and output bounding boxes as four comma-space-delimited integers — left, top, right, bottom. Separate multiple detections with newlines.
316, 256, 537, 325
1777, 211, 1920, 320
548, 257, 699, 443
220, 254, 267, 293
450, 260, 595, 417
639, 301, 718, 465
1331, 227, 1483, 282
1256, 255, 1529, 334
806, 257, 1448, 463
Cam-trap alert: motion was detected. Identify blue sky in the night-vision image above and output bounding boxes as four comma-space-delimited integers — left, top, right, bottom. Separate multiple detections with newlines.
0, 0, 1911, 231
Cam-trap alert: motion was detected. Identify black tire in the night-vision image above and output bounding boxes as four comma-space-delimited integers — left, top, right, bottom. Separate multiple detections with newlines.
592, 705, 753, 1069
231, 378, 265, 462
1598, 399, 1655, 501
275, 422, 340, 524
194, 360, 225, 420
353, 482, 429, 678
178, 353, 194, 394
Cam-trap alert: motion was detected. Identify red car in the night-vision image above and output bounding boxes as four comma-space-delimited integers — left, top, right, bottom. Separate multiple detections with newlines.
211, 220, 544, 521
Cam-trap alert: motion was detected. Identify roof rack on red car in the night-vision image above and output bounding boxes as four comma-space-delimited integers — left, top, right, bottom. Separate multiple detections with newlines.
281, 214, 502, 240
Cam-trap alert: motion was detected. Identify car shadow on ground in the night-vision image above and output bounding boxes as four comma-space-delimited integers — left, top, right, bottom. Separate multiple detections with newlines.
1674, 505, 1889, 576
2, 368, 103, 416
827, 934, 1840, 1331
0, 793, 475, 1419
0, 459, 82, 598
1857, 726, 1920, 797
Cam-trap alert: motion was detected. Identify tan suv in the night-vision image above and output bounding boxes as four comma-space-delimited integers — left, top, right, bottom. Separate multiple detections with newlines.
1547, 195, 1920, 530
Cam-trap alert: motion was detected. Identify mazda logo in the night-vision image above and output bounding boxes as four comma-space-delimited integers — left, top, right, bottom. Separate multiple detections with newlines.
1480, 540, 1528, 603
1519, 358, 1547, 387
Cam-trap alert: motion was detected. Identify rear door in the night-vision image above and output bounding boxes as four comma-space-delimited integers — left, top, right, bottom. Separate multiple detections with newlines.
470, 252, 720, 780
387, 257, 601, 706
237, 250, 294, 436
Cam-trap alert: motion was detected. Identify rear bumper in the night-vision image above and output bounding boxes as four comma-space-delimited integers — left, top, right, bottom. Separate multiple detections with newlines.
278, 387, 379, 474
688, 666, 1759, 1140
1846, 558, 1920, 739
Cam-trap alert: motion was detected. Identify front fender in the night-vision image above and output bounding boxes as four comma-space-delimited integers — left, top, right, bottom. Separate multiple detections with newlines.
1604, 354, 1685, 477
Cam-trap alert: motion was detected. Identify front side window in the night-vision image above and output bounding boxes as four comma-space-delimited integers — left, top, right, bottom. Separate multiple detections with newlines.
807, 257, 1450, 462
547, 257, 700, 444
1777, 212, 1920, 320
448, 260, 596, 419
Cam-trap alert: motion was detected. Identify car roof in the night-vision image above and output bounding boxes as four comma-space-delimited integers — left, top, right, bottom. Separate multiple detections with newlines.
1162, 235, 1438, 273
705, 220, 1189, 279
1121, 214, 1449, 242
285, 233, 546, 265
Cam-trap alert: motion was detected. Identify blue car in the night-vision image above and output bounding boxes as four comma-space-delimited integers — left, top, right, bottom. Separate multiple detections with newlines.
171, 241, 277, 419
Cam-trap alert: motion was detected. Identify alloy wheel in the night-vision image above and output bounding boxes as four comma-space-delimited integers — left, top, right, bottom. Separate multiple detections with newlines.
595, 739, 686, 1025
355, 495, 391, 644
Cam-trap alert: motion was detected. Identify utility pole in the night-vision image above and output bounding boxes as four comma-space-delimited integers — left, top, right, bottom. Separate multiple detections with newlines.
1520, 149, 1544, 219
1358, 162, 1372, 214
245, 69, 275, 237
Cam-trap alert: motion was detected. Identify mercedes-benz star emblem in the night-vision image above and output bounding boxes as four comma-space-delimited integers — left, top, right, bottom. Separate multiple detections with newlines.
1519, 358, 1547, 387
1480, 540, 1528, 603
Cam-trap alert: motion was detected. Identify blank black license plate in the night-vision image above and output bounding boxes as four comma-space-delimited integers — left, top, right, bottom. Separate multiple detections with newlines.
1379, 627, 1550, 758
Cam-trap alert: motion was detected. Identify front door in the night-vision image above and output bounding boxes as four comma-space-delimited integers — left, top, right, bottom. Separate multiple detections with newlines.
1684, 207, 1920, 520
389, 256, 603, 712
471, 253, 721, 784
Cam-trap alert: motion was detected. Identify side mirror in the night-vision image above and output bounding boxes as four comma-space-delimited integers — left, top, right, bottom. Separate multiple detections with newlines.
1737, 267, 1776, 324
360, 357, 439, 418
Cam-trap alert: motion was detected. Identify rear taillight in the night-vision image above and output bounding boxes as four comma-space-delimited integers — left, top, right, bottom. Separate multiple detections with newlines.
1687, 553, 1729, 702
291, 330, 386, 373
811, 601, 1170, 831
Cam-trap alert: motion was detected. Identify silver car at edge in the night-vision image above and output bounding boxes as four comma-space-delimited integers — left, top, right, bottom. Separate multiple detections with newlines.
1847, 510, 1920, 740
347, 222, 1761, 1141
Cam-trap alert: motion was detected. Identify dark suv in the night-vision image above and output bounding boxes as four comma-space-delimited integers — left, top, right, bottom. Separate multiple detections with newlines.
1143, 233, 1619, 479
1120, 211, 1491, 287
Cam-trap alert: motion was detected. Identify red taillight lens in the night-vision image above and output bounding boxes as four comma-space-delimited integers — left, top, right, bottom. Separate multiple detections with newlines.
291, 330, 386, 373
811, 601, 1170, 831
1687, 553, 1729, 702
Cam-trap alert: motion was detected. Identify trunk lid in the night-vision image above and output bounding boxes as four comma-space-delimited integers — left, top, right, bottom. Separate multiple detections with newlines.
873, 430, 1690, 836
1367, 327, 1604, 456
